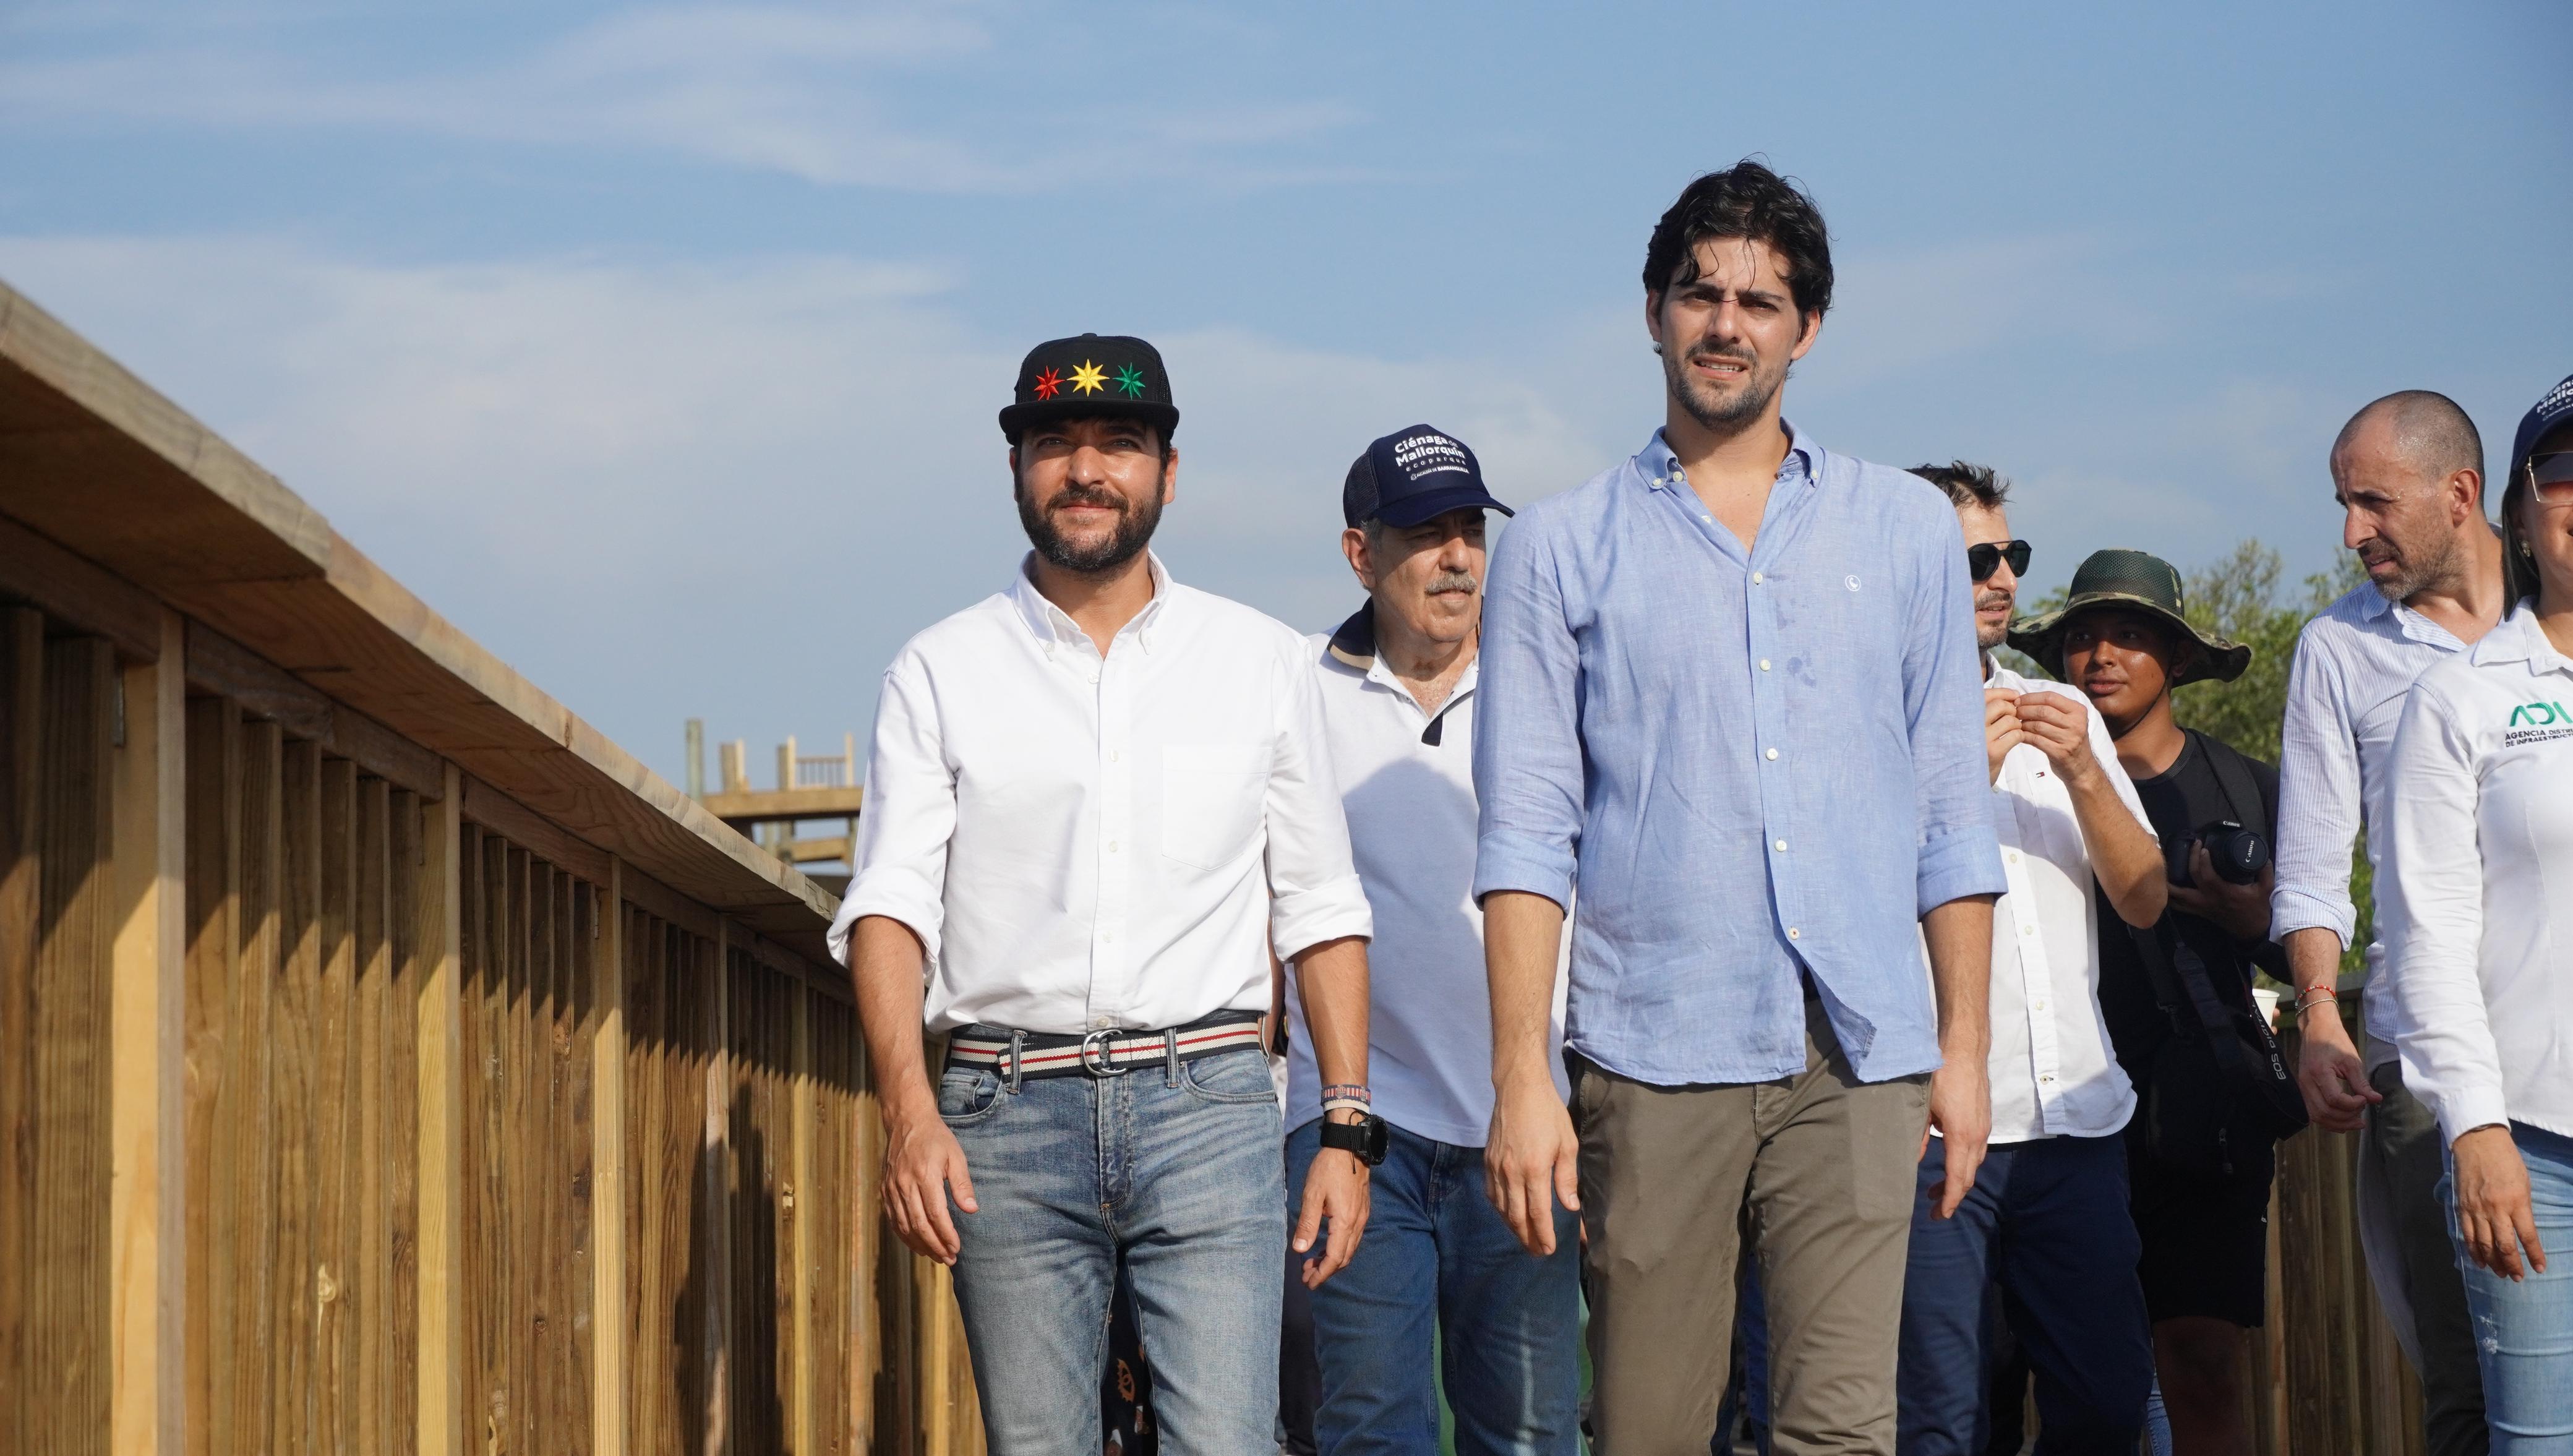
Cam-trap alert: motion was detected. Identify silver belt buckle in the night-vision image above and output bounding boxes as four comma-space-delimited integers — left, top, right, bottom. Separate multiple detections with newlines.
1078, 1027, 1131, 1077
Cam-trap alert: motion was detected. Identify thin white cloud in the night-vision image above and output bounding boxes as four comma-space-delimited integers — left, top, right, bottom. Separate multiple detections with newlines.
0, 2, 1367, 192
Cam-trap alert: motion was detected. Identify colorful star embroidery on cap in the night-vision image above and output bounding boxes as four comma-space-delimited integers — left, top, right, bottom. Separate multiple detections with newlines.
1032, 366, 1063, 400
1069, 360, 1108, 395
1113, 363, 1147, 398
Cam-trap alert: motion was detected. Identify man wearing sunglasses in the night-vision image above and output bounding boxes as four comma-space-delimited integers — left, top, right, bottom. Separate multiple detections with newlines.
1895, 463, 2166, 1455
2272, 390, 2508, 1456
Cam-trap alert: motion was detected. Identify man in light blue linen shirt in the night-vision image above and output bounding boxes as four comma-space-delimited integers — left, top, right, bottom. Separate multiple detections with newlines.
1473, 160, 2005, 1455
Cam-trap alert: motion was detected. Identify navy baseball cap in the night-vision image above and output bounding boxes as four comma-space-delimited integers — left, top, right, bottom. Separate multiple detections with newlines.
1342, 424, 1513, 529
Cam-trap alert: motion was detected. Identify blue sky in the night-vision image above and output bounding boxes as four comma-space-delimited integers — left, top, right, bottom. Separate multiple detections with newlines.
4, 1, 2567, 799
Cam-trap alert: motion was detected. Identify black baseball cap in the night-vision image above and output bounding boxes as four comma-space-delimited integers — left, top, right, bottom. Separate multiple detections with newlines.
1342, 424, 1513, 529
998, 333, 1178, 442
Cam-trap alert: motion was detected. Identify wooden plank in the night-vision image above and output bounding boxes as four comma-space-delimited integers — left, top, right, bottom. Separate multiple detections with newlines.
701, 787, 865, 824
416, 764, 466, 1456
564, 873, 598, 1456
355, 776, 392, 1456
314, 756, 358, 1454
179, 693, 235, 1456
384, 788, 424, 1454
621, 861, 721, 946
628, 910, 678, 1455
0, 512, 163, 662
270, 737, 321, 1452
461, 774, 610, 888
109, 610, 187, 1455
514, 852, 549, 1456
792, 982, 817, 1456
184, 622, 443, 801
0, 608, 39, 1456
592, 862, 631, 1456
33, 633, 118, 1452
810, 997, 855, 1456
703, 923, 735, 1456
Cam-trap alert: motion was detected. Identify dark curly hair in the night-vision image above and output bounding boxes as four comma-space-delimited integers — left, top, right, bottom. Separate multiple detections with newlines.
1907, 461, 2010, 512
1643, 160, 1833, 322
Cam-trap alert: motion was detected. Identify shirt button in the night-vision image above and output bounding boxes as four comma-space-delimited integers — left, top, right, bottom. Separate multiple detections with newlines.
1107, 841, 1120, 853
1110, 749, 1121, 763
1752, 572, 1765, 585
2033, 1001, 2048, 1013
2021, 923, 2037, 936
1102, 931, 1115, 944
2005, 850, 2020, 864
1773, 839, 1788, 852
1765, 748, 1779, 761
1759, 659, 1771, 672
1787, 927, 1801, 941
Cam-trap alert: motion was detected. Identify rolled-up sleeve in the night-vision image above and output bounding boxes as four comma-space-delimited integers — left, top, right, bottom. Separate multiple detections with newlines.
2271, 622, 2361, 947
1471, 510, 1583, 912
2382, 679, 2506, 1144
1262, 644, 1374, 961
1901, 510, 2006, 915
829, 653, 954, 971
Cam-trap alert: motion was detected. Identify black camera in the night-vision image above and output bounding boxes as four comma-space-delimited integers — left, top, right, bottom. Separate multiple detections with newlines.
2192, 820, 2271, 885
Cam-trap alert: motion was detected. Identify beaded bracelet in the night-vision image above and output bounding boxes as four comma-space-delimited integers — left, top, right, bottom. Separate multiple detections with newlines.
2293, 986, 2339, 1014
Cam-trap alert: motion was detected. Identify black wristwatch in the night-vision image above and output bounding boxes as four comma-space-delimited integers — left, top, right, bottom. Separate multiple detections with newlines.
1318, 1113, 1390, 1167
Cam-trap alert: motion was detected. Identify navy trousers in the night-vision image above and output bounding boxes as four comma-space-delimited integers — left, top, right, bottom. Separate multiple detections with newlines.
1897, 1133, 2153, 1455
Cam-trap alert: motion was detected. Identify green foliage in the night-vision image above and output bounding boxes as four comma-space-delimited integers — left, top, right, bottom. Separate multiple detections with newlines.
2007, 541, 2374, 980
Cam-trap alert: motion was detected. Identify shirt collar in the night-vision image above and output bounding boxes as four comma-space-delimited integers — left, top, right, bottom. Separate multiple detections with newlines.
1328, 599, 1481, 703
2345, 578, 2473, 652
1007, 549, 1174, 651
1635, 420, 1819, 492
2470, 602, 2571, 674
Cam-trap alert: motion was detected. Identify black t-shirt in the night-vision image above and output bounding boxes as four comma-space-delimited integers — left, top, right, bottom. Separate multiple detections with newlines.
2096, 730, 2284, 1081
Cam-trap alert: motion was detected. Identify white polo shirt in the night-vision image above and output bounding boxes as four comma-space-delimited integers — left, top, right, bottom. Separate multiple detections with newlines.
1975, 665, 2154, 1142
1284, 606, 1568, 1146
2381, 606, 2573, 1144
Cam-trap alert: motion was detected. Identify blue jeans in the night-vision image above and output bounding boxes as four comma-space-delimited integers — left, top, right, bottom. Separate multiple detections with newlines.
1898, 1133, 2154, 1455
2445, 1122, 2573, 1453
1286, 1119, 1583, 1456
938, 1044, 1288, 1456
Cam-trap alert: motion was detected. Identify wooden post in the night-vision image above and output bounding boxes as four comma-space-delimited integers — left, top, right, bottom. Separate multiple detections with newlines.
109, 609, 186, 1455
592, 859, 631, 1456
416, 764, 465, 1456
777, 739, 794, 793
790, 985, 816, 1456
685, 722, 705, 802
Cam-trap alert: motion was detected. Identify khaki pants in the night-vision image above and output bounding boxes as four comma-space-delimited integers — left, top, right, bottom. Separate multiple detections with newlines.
1572, 992, 1930, 1456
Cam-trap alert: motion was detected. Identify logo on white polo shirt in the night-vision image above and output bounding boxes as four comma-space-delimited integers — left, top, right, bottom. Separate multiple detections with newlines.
2503, 699, 2573, 748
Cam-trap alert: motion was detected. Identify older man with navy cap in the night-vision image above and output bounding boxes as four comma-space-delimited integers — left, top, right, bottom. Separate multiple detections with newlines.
1280, 425, 1582, 1456
838, 333, 1381, 1456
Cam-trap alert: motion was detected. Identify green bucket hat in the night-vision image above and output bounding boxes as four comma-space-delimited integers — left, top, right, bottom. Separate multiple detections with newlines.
2006, 548, 2251, 687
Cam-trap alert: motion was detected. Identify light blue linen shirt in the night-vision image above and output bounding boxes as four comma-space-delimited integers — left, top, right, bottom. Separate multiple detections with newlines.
1471, 425, 2005, 1086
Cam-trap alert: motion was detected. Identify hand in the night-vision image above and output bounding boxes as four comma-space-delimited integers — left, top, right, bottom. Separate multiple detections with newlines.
1486, 1071, 1582, 1255
1293, 1123, 1372, 1288
1925, 1056, 1990, 1219
2013, 690, 2101, 789
2292, 998, 2380, 1133
1984, 688, 2026, 783
882, 1103, 978, 1265
2453, 1124, 2547, 1280
2167, 846, 2273, 943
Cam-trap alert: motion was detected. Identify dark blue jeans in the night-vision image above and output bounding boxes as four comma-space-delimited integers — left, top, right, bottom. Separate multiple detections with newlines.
1286, 1119, 1583, 1456
1897, 1133, 2154, 1455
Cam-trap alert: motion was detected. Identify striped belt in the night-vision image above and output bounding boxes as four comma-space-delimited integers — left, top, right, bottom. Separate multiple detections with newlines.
946, 1010, 1265, 1085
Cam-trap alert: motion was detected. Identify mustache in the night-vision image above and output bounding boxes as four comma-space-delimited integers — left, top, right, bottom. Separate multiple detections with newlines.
1426, 571, 1479, 594
1687, 347, 1757, 367
1975, 588, 2013, 612
1047, 484, 1131, 515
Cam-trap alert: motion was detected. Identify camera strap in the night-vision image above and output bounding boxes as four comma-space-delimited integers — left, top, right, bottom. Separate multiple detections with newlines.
2191, 729, 2271, 844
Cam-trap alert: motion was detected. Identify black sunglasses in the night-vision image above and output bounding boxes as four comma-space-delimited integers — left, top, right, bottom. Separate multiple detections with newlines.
1967, 539, 2032, 582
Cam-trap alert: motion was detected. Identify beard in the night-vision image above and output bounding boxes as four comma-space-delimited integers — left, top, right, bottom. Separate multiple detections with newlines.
1975, 588, 2013, 650
1017, 471, 1167, 575
1663, 340, 1789, 436
2363, 529, 2464, 602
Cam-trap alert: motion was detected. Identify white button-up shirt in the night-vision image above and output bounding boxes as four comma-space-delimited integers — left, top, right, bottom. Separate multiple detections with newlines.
2381, 606, 2573, 1144
1972, 666, 2154, 1142
2272, 583, 2472, 1070
1283, 612, 1569, 1146
829, 554, 1374, 1035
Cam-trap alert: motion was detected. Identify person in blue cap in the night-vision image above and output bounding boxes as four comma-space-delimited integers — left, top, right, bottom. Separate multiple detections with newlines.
1278, 426, 1582, 1456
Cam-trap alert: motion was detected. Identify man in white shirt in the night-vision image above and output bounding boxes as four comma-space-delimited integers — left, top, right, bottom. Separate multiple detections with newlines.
2273, 391, 2506, 1456
836, 334, 1382, 1456
1282, 426, 1580, 1456
1897, 464, 2168, 1455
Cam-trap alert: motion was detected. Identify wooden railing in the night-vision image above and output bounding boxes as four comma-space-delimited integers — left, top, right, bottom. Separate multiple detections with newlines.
0, 279, 982, 1455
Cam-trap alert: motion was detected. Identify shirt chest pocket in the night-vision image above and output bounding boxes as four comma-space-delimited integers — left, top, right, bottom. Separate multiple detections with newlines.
1160, 743, 1271, 870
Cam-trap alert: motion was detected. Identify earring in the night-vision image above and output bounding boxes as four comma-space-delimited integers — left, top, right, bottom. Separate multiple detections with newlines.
1651, 340, 1664, 355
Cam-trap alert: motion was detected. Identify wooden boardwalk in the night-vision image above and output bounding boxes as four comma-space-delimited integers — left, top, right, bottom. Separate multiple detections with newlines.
0, 280, 982, 1455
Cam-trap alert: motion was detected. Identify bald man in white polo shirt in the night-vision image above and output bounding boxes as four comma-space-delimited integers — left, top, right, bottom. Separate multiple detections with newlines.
1282, 426, 1581, 1456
